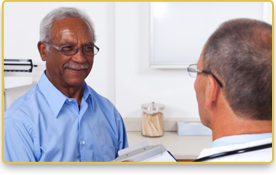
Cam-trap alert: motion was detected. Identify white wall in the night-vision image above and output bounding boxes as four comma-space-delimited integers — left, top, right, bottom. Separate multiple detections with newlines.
115, 2, 198, 118
3, 2, 272, 119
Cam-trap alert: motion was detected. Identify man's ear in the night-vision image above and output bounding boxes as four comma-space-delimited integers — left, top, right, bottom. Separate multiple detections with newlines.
37, 41, 47, 61
205, 74, 220, 110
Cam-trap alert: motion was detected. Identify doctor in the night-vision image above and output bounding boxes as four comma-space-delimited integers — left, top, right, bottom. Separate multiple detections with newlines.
188, 18, 272, 162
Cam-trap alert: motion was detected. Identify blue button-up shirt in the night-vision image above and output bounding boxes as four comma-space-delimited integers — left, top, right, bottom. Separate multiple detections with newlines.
4, 72, 128, 162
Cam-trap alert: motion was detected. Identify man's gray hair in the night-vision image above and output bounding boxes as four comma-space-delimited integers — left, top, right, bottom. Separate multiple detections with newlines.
40, 7, 96, 50
203, 18, 272, 120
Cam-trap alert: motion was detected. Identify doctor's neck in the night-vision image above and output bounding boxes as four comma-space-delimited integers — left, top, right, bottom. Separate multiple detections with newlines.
208, 94, 272, 141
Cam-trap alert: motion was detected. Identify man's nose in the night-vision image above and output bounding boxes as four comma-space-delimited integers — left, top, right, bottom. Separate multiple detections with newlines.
71, 48, 86, 63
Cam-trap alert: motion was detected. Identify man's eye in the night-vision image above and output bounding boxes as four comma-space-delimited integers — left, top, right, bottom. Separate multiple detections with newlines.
62, 46, 75, 51
83, 46, 94, 52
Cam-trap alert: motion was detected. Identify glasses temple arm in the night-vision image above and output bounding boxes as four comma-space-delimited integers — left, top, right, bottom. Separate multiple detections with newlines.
202, 70, 223, 88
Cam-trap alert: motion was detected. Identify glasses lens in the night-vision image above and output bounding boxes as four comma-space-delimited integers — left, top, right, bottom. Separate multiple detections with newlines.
187, 65, 197, 78
93, 46, 99, 55
60, 45, 99, 56
83, 46, 99, 56
82, 46, 95, 56
61, 45, 78, 56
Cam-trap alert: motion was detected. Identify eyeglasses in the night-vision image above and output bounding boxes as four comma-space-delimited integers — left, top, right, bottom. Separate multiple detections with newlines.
43, 41, 100, 56
187, 64, 223, 88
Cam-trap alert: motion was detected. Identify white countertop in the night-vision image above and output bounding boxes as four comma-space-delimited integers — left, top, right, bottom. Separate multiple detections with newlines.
126, 131, 212, 160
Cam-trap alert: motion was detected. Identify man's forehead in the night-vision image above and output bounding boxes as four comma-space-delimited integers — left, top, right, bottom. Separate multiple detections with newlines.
60, 41, 94, 45
197, 43, 207, 68
197, 52, 204, 69
52, 17, 88, 28
52, 17, 91, 31
51, 17, 93, 41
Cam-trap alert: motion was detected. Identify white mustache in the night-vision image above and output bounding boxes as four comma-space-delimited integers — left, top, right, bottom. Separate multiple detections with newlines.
64, 63, 89, 69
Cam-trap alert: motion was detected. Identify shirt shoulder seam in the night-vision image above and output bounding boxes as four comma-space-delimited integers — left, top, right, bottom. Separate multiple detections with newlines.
6, 86, 38, 118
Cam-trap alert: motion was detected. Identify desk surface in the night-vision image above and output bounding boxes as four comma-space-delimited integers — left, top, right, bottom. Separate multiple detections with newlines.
126, 131, 212, 160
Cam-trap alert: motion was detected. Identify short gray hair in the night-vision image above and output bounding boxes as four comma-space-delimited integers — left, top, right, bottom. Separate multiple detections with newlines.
203, 18, 272, 120
40, 7, 96, 50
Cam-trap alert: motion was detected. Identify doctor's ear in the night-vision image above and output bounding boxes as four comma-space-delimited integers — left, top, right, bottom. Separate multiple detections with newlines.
37, 41, 47, 61
204, 74, 220, 110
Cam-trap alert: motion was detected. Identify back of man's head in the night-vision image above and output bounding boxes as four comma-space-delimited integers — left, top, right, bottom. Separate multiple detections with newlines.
203, 18, 272, 121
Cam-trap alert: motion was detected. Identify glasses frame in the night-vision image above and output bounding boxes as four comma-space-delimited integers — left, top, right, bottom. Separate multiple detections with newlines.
187, 64, 223, 88
43, 41, 100, 56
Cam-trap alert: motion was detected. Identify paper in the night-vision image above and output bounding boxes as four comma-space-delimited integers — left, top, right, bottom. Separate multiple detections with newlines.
143, 151, 176, 162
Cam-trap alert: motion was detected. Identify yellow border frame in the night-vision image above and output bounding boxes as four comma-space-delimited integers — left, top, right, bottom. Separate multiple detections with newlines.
1, 0, 274, 164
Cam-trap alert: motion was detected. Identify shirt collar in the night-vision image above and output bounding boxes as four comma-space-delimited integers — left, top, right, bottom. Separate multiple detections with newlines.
211, 133, 272, 148
38, 71, 91, 118
82, 81, 91, 101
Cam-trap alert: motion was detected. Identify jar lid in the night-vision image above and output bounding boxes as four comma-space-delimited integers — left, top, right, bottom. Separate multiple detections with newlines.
141, 102, 165, 111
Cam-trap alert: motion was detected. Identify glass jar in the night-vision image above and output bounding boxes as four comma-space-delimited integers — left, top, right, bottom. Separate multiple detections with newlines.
141, 102, 165, 137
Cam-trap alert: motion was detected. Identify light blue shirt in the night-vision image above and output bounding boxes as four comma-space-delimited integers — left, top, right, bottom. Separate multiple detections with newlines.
211, 133, 272, 148
4, 72, 128, 162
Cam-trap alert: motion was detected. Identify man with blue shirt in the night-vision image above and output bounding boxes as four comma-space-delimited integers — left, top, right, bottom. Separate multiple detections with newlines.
4, 7, 128, 162
188, 19, 272, 162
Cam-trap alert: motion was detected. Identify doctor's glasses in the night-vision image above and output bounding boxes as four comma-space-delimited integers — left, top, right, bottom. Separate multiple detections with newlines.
187, 64, 223, 88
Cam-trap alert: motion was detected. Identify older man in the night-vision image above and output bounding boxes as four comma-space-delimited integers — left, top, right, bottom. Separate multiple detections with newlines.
188, 19, 272, 162
4, 7, 128, 162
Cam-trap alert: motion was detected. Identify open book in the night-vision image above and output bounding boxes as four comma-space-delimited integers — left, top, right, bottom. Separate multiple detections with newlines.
113, 142, 177, 162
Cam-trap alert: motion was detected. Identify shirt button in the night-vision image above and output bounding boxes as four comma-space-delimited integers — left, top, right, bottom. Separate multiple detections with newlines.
68, 99, 72, 102
82, 141, 85, 145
